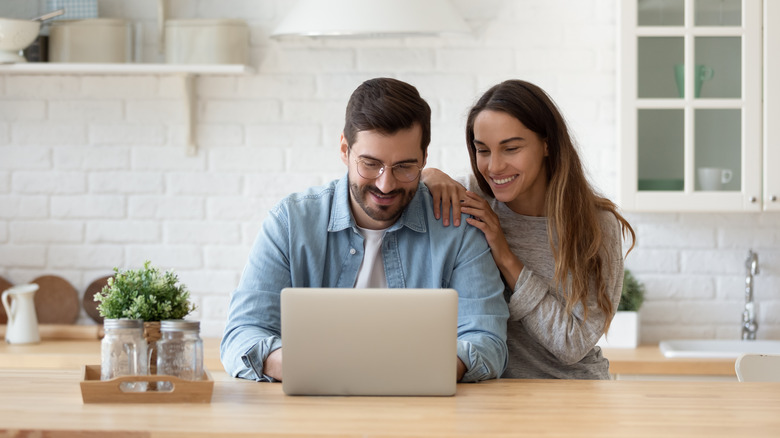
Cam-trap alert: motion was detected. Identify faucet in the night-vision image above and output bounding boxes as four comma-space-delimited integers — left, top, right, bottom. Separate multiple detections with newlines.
742, 249, 759, 340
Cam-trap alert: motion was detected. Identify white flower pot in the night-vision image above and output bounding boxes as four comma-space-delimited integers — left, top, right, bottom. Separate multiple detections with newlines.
597, 311, 639, 349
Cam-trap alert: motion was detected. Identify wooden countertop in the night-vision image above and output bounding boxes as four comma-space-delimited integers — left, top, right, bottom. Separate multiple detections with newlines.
602, 345, 736, 376
0, 368, 778, 437
0, 333, 224, 371
0, 334, 737, 377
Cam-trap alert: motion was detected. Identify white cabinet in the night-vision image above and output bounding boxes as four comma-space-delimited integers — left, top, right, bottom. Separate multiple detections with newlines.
618, 0, 769, 211
765, 1, 780, 210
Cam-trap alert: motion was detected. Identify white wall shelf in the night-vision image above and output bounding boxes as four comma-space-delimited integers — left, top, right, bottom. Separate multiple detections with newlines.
0, 63, 255, 155
0, 63, 253, 75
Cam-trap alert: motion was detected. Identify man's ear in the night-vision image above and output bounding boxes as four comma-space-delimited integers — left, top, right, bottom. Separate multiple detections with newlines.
421, 151, 428, 169
340, 134, 350, 166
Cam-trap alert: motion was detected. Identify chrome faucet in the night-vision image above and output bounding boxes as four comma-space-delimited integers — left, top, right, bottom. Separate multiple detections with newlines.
742, 249, 759, 340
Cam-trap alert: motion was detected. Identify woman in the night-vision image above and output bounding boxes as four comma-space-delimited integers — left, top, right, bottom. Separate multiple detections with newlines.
423, 80, 635, 379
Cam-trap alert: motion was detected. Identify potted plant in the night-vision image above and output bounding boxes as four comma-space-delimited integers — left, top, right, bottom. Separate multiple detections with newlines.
597, 269, 646, 349
94, 261, 196, 372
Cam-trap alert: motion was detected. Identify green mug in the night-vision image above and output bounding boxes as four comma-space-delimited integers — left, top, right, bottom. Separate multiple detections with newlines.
674, 64, 715, 98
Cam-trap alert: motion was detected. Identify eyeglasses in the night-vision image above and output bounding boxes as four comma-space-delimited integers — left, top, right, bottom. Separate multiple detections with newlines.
354, 158, 422, 183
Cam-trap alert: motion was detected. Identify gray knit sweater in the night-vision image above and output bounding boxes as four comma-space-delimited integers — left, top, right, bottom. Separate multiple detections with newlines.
461, 175, 625, 379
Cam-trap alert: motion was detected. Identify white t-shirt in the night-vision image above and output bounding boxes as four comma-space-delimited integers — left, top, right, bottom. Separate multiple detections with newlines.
354, 226, 388, 288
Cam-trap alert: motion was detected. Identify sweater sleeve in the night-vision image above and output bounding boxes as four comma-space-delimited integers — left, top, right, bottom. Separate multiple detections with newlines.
507, 212, 625, 365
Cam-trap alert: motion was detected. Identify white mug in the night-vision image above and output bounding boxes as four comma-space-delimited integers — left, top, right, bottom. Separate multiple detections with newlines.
698, 167, 732, 191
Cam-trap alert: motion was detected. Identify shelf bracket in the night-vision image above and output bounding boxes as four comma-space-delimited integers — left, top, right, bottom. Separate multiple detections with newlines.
181, 73, 198, 155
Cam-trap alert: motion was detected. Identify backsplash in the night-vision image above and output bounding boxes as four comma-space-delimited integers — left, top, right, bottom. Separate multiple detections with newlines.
0, 0, 778, 341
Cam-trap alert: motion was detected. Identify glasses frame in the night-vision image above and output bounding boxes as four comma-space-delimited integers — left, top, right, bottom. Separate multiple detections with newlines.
353, 157, 423, 183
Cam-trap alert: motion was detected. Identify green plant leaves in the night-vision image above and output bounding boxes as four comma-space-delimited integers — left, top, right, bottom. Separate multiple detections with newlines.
94, 260, 195, 321
618, 269, 645, 312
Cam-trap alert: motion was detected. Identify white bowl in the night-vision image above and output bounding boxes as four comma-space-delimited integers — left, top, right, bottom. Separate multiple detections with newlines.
0, 17, 41, 63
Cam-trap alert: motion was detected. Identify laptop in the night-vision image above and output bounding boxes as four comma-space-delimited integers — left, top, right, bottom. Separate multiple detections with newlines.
280, 287, 458, 396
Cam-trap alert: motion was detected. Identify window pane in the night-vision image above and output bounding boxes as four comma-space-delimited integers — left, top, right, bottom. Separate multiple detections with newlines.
694, 36, 741, 98
638, 0, 684, 26
638, 37, 684, 98
695, 109, 741, 191
695, 0, 741, 26
638, 109, 684, 191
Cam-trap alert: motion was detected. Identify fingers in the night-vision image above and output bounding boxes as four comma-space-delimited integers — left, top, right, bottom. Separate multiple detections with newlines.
464, 190, 487, 205
440, 187, 465, 227
449, 187, 464, 227
440, 190, 452, 227
465, 216, 487, 232
432, 191, 442, 220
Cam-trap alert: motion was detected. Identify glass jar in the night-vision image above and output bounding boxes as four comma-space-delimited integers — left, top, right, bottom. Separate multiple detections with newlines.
156, 320, 203, 391
101, 318, 148, 392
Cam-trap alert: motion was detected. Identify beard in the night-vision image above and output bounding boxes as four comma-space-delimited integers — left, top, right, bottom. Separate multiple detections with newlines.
349, 180, 417, 225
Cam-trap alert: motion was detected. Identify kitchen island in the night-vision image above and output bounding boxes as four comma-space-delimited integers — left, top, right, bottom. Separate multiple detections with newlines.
0, 367, 777, 437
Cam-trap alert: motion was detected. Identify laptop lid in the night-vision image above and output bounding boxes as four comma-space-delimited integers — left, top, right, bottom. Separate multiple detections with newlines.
281, 287, 458, 396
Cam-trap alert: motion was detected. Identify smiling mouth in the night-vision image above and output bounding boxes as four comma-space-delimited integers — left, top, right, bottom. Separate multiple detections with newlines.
491, 175, 517, 185
369, 190, 398, 204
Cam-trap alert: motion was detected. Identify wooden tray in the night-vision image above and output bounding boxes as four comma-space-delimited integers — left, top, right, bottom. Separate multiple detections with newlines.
80, 365, 214, 404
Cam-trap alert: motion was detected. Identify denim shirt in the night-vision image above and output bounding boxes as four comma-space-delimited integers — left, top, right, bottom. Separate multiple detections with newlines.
220, 174, 509, 383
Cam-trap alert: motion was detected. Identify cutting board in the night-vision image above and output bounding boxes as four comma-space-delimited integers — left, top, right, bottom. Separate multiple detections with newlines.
83, 275, 112, 324
31, 275, 80, 324
0, 276, 12, 324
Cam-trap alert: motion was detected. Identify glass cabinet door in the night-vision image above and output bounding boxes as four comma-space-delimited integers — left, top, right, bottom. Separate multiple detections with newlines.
619, 0, 762, 211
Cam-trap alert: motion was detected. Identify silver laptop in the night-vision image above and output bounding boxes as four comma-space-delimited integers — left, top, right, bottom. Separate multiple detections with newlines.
281, 287, 458, 396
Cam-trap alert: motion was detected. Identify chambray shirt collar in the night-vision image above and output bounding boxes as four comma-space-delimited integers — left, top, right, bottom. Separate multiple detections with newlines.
328, 174, 427, 234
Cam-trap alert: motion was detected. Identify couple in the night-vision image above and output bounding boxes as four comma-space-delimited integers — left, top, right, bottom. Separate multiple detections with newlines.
221, 77, 635, 382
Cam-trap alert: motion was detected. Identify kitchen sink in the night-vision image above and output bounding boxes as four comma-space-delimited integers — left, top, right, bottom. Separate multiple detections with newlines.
659, 339, 780, 358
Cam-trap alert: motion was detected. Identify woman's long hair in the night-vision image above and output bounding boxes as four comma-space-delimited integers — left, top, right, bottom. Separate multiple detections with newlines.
465, 80, 635, 333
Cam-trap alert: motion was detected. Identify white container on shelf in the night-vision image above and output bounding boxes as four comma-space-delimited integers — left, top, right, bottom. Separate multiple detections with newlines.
49, 18, 132, 63
164, 19, 248, 65
597, 311, 639, 349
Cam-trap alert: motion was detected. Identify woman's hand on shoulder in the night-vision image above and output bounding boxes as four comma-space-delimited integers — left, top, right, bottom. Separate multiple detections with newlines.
421, 168, 466, 227
462, 191, 524, 285
461, 191, 504, 249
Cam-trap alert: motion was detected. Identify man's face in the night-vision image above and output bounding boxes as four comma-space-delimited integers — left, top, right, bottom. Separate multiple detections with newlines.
340, 125, 427, 230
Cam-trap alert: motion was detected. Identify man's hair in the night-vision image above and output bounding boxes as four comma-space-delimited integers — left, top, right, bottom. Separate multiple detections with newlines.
343, 78, 431, 154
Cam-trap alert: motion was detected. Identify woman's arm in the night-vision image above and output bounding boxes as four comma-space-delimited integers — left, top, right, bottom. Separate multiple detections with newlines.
508, 216, 624, 364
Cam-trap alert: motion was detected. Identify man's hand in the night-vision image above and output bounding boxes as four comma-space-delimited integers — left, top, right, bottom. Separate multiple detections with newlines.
264, 348, 283, 381
456, 358, 467, 381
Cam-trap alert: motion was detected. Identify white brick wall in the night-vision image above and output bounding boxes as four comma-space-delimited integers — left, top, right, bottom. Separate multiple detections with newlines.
0, 0, 777, 343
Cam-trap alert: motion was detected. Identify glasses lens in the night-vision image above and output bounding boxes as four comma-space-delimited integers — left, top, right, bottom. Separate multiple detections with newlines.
392, 165, 420, 182
357, 159, 382, 179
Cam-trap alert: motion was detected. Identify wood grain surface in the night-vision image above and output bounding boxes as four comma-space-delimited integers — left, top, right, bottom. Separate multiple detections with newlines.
0, 275, 12, 324
0, 369, 778, 437
83, 275, 112, 324
31, 275, 80, 324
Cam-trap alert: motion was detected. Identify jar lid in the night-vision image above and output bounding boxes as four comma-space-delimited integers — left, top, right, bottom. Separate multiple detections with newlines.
161, 319, 200, 332
103, 318, 144, 329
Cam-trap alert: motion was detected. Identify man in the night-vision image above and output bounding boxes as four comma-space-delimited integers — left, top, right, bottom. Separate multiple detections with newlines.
221, 78, 508, 383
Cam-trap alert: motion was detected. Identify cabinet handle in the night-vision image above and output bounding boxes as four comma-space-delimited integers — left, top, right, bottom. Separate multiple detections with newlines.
750, 196, 757, 203
772, 195, 778, 202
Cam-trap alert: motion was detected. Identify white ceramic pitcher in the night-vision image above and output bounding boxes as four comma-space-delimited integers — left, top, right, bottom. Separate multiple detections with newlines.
2, 284, 41, 344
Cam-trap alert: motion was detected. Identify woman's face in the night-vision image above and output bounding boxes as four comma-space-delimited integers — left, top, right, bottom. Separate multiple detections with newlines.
472, 110, 549, 215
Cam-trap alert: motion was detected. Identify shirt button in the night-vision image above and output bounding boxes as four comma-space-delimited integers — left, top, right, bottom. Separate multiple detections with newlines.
350, 248, 356, 255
